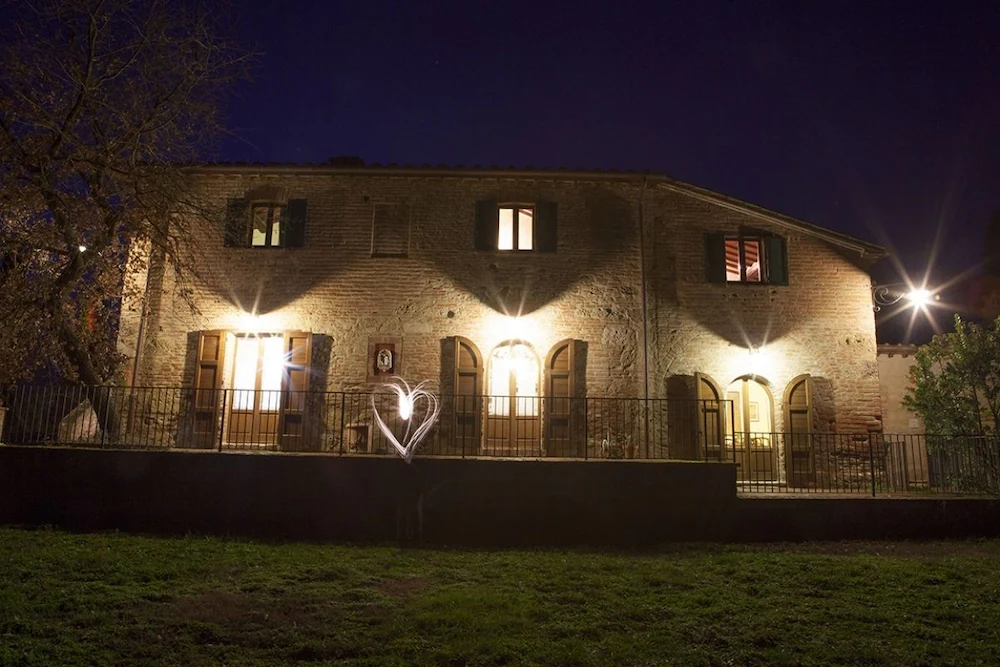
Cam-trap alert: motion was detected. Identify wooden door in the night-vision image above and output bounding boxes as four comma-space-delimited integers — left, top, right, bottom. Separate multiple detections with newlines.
784, 375, 815, 486
452, 337, 483, 455
192, 331, 226, 448
695, 373, 726, 462
544, 340, 583, 457
279, 331, 312, 451
486, 343, 541, 456
228, 335, 283, 447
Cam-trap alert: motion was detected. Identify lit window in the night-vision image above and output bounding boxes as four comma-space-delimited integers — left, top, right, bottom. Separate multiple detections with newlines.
498, 208, 514, 251
725, 237, 765, 283
232, 335, 285, 411
498, 206, 533, 251
487, 343, 539, 416
250, 204, 284, 248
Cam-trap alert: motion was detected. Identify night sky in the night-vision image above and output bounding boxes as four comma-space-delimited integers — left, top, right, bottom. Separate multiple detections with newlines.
221, 1, 1000, 342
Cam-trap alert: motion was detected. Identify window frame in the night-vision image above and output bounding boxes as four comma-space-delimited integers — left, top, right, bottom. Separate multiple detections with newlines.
497, 204, 535, 252
249, 203, 285, 249
725, 235, 767, 284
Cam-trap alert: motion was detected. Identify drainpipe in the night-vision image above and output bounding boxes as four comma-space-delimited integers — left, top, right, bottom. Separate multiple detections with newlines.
126, 244, 154, 434
638, 177, 650, 456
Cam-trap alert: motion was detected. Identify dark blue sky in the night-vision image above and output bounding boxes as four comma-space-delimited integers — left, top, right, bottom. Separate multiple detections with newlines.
222, 0, 1000, 338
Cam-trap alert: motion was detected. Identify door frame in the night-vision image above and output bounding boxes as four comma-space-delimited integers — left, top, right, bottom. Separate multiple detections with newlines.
727, 376, 777, 481
227, 333, 284, 448
485, 340, 541, 454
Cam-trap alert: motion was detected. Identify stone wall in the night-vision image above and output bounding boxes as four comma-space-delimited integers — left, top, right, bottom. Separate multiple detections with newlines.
120, 168, 883, 438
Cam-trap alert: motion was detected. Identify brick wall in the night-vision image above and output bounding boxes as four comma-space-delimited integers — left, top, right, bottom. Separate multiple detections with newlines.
120, 169, 883, 437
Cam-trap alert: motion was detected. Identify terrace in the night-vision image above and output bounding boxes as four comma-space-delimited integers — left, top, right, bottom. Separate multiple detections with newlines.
2, 385, 997, 496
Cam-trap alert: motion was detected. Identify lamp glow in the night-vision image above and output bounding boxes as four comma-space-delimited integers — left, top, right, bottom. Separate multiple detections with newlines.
905, 289, 931, 307
78, 245, 87, 252
747, 346, 772, 378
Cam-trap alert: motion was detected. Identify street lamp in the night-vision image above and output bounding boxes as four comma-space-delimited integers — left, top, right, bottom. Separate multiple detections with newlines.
871, 284, 937, 312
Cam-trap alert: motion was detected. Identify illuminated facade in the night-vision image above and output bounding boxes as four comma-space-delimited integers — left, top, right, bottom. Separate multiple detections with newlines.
120, 165, 885, 469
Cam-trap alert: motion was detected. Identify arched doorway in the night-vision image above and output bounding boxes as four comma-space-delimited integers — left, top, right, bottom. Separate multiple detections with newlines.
726, 376, 777, 481
784, 374, 816, 485
486, 341, 541, 455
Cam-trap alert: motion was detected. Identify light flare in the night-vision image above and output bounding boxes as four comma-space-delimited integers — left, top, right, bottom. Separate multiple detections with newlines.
372, 378, 441, 463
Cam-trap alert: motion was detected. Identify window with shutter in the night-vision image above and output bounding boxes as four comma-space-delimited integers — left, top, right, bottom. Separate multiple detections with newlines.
224, 198, 307, 249
705, 232, 787, 284
475, 200, 557, 252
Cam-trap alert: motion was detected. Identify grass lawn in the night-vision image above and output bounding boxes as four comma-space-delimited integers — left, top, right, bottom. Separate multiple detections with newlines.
1, 529, 999, 666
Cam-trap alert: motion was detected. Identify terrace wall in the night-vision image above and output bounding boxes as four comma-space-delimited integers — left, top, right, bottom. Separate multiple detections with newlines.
2, 447, 998, 546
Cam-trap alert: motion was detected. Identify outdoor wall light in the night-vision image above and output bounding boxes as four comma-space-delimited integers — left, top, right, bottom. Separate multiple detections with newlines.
235, 311, 262, 333
747, 345, 773, 378
871, 283, 939, 312
486, 313, 539, 344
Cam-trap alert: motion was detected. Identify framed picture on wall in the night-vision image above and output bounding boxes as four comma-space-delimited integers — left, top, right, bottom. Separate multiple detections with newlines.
367, 336, 402, 384
749, 401, 759, 422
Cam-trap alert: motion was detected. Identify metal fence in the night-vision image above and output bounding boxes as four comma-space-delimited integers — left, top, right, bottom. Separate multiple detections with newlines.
0, 384, 729, 461
731, 431, 1000, 496
2, 385, 998, 496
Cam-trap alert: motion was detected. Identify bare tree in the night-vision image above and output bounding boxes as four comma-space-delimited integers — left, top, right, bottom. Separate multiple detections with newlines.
0, 0, 254, 390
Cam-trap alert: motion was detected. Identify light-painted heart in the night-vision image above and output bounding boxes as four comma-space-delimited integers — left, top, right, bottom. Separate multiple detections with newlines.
371, 378, 441, 463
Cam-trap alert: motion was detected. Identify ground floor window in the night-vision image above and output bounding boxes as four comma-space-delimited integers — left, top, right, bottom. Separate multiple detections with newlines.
191, 329, 312, 450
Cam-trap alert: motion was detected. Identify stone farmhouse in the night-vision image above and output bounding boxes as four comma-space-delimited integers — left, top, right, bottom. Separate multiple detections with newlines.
117, 164, 886, 484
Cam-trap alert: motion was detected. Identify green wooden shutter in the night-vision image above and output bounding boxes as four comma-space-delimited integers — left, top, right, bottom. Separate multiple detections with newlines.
474, 201, 498, 250
535, 201, 558, 252
765, 236, 788, 285
704, 233, 727, 283
224, 199, 248, 247
285, 199, 308, 248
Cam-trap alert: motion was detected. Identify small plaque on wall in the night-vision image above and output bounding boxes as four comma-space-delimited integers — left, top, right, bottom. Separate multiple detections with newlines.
367, 337, 402, 383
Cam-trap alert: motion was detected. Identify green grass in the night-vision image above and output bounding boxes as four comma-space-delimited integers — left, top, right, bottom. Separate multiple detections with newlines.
2, 530, 1000, 666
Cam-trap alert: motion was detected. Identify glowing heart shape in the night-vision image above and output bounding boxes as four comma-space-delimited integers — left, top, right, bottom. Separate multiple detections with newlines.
371, 378, 441, 463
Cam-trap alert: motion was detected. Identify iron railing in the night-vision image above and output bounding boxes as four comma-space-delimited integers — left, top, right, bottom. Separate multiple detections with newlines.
0, 385, 731, 461
729, 431, 1000, 495
2, 385, 998, 496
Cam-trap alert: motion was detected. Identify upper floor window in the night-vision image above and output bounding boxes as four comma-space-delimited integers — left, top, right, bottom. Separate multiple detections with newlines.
726, 237, 763, 283
705, 232, 787, 285
475, 200, 557, 252
252, 204, 284, 247
224, 198, 308, 249
498, 206, 534, 251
